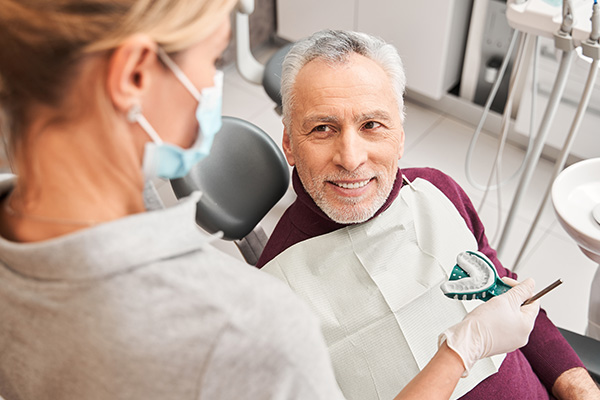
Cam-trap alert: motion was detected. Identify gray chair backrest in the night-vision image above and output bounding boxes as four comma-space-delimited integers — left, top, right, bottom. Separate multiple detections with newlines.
262, 43, 293, 108
170, 116, 289, 264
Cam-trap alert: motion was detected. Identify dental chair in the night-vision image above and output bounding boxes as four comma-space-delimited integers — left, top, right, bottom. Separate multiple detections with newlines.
170, 116, 289, 265
170, 116, 600, 384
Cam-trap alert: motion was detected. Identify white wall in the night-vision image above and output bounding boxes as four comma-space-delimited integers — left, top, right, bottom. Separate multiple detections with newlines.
276, 0, 474, 100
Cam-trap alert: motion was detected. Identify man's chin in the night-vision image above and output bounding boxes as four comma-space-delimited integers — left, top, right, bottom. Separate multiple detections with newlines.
319, 201, 379, 224
311, 187, 391, 224
328, 213, 372, 224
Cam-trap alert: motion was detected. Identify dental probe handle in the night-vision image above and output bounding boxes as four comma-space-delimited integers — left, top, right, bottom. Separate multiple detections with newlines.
592, 2, 600, 42
521, 279, 563, 306
561, 0, 574, 34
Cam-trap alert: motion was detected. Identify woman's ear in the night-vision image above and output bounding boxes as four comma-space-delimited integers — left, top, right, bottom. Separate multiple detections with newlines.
106, 34, 158, 113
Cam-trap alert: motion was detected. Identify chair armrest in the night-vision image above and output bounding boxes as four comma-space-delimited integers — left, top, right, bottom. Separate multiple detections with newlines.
558, 327, 600, 383
234, 226, 268, 266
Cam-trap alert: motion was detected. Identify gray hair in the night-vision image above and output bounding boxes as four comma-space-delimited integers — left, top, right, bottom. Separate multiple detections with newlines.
281, 29, 406, 129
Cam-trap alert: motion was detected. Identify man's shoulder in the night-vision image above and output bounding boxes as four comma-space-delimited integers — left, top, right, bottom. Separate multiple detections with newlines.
402, 167, 468, 200
402, 167, 456, 186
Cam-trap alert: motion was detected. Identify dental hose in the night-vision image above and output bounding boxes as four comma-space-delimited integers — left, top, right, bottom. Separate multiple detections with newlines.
512, 1, 600, 271
479, 33, 538, 243
513, 57, 600, 271
465, 29, 522, 193
465, 30, 539, 244
496, 48, 574, 259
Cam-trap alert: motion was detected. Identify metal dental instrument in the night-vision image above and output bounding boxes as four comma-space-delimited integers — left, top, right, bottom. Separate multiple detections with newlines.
522, 278, 563, 306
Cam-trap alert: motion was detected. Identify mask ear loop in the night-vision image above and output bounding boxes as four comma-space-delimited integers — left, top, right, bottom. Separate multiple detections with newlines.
127, 104, 164, 145
156, 47, 202, 101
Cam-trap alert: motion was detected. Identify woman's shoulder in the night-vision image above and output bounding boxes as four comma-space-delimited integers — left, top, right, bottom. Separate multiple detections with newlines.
153, 246, 333, 383
149, 244, 321, 336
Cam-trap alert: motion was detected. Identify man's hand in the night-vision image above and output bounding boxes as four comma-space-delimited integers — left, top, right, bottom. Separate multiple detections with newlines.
552, 367, 600, 399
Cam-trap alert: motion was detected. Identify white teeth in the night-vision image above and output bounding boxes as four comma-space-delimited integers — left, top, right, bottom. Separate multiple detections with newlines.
335, 179, 370, 189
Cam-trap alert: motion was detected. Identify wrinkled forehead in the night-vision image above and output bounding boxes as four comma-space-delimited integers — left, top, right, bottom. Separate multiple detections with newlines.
291, 55, 402, 123
295, 53, 388, 88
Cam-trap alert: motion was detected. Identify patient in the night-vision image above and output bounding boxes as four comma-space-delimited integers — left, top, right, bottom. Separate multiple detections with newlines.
257, 30, 600, 399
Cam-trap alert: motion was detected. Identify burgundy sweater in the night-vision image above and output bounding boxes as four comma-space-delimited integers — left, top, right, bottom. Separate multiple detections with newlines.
257, 167, 584, 399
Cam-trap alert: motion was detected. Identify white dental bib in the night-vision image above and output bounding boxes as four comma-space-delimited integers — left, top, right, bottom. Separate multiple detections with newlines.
262, 177, 505, 400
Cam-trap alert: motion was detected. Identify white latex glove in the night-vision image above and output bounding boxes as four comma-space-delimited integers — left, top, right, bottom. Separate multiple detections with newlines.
438, 278, 540, 375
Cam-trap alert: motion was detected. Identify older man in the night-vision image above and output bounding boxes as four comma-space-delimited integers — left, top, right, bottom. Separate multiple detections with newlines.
257, 30, 598, 400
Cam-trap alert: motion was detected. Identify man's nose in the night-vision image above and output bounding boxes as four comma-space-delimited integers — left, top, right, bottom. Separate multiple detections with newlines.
332, 129, 368, 172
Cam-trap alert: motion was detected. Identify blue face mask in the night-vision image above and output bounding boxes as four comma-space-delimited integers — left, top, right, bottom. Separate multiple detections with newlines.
128, 48, 224, 180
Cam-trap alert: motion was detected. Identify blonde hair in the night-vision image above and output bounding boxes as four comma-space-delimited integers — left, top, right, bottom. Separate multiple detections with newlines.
0, 0, 236, 163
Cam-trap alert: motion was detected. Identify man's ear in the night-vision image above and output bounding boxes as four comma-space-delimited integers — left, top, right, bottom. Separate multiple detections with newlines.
397, 128, 406, 160
282, 126, 296, 166
106, 34, 158, 113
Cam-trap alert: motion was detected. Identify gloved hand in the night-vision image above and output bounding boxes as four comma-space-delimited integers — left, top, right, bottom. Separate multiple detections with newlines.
438, 277, 540, 375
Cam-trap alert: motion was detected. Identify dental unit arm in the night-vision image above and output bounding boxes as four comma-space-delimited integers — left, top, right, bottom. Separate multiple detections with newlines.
235, 0, 264, 84
233, 0, 292, 109
497, 0, 577, 257
509, 0, 600, 269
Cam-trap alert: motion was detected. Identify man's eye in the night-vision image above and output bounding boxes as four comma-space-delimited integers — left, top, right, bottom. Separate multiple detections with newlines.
363, 121, 382, 130
312, 125, 331, 133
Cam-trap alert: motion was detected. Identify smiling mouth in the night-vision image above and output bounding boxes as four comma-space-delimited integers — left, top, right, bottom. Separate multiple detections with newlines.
331, 178, 372, 189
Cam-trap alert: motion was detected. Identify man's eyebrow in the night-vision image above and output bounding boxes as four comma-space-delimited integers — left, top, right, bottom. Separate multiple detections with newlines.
359, 111, 392, 122
300, 110, 393, 131
301, 115, 340, 130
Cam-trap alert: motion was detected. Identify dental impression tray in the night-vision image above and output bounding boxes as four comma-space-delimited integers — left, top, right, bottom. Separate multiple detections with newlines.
441, 250, 512, 301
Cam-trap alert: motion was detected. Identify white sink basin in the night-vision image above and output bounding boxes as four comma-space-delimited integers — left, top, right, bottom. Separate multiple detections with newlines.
552, 158, 600, 263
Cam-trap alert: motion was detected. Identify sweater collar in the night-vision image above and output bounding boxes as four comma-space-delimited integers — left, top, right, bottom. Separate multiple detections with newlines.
289, 167, 403, 237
